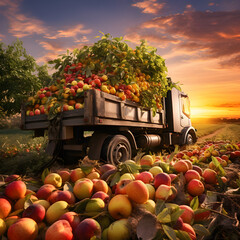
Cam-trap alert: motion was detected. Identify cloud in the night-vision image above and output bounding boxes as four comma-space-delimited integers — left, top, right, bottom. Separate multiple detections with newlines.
45, 25, 92, 39
214, 103, 240, 108
0, 0, 92, 39
125, 10, 240, 67
132, 0, 165, 14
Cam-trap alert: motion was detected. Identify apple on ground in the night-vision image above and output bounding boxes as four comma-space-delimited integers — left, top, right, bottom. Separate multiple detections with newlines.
179, 205, 194, 224
93, 179, 109, 193
184, 170, 201, 183
5, 181, 27, 200
187, 179, 205, 196
126, 180, 149, 204
99, 164, 116, 175
140, 155, 154, 166
0, 198, 12, 218
173, 160, 189, 173
138, 199, 156, 214
74, 218, 101, 240
149, 166, 163, 177
22, 203, 46, 223
44, 173, 62, 188
107, 219, 130, 240
45, 220, 73, 240
108, 195, 132, 220
155, 184, 175, 201
181, 223, 196, 240
135, 171, 153, 183
7, 218, 38, 240
59, 212, 81, 231
36, 184, 56, 200
154, 172, 171, 188
91, 191, 110, 204
202, 168, 217, 184
14, 195, 38, 210
73, 179, 93, 200
145, 183, 155, 200
0, 218, 6, 236
85, 198, 105, 213
57, 170, 71, 183
70, 168, 85, 182
115, 179, 131, 195
46, 200, 69, 224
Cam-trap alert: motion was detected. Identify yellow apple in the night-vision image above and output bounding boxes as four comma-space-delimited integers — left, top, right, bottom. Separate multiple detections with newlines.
46, 201, 68, 224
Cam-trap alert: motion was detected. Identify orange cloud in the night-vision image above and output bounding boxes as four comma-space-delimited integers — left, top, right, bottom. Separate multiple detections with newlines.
132, 0, 165, 14
0, 0, 92, 40
126, 10, 240, 67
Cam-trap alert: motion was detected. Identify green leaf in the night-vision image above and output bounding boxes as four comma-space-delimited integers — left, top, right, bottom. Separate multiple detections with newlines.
162, 225, 177, 240
71, 198, 90, 213
80, 165, 94, 175
193, 224, 210, 236
23, 193, 34, 209
110, 171, 121, 187
155, 199, 166, 215
175, 230, 192, 240
41, 168, 50, 183
157, 208, 171, 223
211, 156, 225, 176
190, 196, 199, 210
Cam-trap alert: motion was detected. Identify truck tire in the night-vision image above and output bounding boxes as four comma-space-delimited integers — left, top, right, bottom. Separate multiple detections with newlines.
186, 133, 194, 145
101, 135, 132, 165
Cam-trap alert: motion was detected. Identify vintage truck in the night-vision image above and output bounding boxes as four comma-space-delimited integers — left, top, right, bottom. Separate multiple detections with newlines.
21, 87, 197, 165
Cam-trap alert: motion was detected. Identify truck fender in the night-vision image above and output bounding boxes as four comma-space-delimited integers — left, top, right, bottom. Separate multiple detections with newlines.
120, 130, 138, 153
180, 127, 197, 145
88, 132, 111, 160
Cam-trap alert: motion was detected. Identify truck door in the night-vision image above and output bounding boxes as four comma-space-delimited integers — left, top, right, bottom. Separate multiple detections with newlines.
180, 94, 191, 128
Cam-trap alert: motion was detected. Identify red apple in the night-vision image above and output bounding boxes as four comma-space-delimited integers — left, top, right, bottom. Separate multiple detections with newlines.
179, 205, 194, 224
5, 181, 26, 200
184, 170, 201, 183
22, 203, 46, 223
7, 218, 38, 240
135, 171, 154, 183
36, 184, 56, 200
202, 168, 217, 184
45, 219, 73, 240
92, 191, 110, 204
154, 172, 171, 188
59, 212, 80, 231
0, 198, 12, 218
187, 179, 205, 196
74, 218, 101, 240
181, 223, 196, 240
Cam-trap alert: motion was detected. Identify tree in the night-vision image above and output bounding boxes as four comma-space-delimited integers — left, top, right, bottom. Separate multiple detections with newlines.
0, 39, 52, 115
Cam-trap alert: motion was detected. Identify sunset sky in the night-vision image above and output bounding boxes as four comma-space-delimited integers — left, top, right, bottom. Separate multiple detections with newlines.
0, 0, 239, 119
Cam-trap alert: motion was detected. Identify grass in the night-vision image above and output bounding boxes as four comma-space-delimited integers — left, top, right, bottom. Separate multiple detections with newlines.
192, 123, 225, 138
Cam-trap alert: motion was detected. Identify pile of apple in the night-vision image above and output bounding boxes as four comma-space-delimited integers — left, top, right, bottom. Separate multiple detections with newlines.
25, 35, 172, 117
1, 140, 239, 240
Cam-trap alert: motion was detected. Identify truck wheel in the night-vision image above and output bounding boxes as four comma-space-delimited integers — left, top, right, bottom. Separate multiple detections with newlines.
101, 135, 132, 165
186, 133, 194, 145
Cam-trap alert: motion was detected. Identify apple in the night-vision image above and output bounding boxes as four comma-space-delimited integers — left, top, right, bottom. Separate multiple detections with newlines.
77, 80, 84, 88
0, 218, 6, 236
202, 168, 217, 184
99, 164, 116, 175
108, 195, 132, 219
29, 111, 34, 116
70, 168, 85, 182
4, 174, 20, 183
5, 180, 27, 200
194, 209, 211, 222
93, 179, 108, 193
34, 109, 40, 115
58, 170, 71, 183
87, 171, 100, 180
173, 217, 183, 230
49, 190, 76, 205
46, 200, 69, 224
173, 160, 189, 173
74, 218, 101, 240
14, 195, 38, 210
135, 171, 153, 183
5, 216, 19, 229
85, 198, 105, 213
115, 179, 131, 195
108, 219, 130, 240
140, 155, 154, 166
155, 184, 175, 201
33, 199, 50, 210
92, 191, 110, 204
0, 198, 12, 218
22, 203, 46, 223
44, 173, 62, 188
179, 205, 194, 224
7, 218, 38, 240
36, 184, 56, 200
73, 179, 93, 200
59, 212, 80, 231
145, 183, 155, 200
75, 103, 83, 109
154, 172, 171, 188
119, 173, 135, 181
169, 173, 177, 182
192, 165, 203, 176
45, 219, 73, 240
184, 170, 201, 182
138, 199, 156, 214
187, 179, 205, 196
126, 180, 149, 204
149, 166, 163, 177
181, 223, 196, 240
63, 104, 69, 111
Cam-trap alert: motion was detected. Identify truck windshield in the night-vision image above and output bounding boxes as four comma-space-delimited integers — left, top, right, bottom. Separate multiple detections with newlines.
181, 95, 191, 118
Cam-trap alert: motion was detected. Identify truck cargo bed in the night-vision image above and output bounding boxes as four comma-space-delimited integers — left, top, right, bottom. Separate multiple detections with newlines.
21, 89, 166, 130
